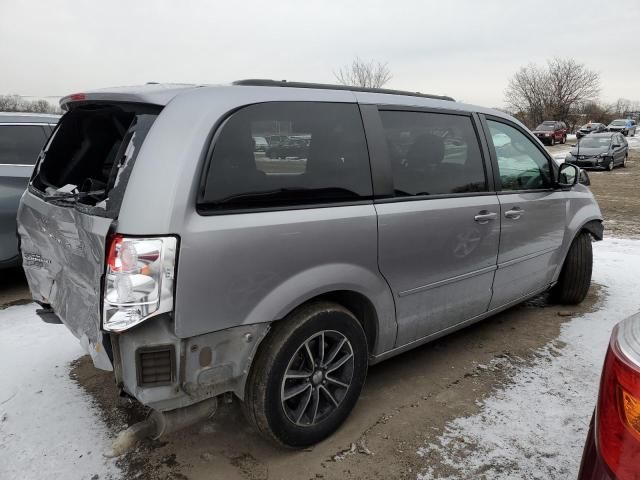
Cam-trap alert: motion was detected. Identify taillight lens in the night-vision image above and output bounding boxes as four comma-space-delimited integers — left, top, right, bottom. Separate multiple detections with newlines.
596, 314, 640, 480
103, 235, 177, 332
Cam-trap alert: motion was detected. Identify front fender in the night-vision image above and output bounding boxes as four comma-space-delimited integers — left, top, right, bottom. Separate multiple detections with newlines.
551, 188, 603, 283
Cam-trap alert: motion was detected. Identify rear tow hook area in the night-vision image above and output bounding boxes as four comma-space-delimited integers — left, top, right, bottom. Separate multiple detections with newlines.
106, 397, 218, 457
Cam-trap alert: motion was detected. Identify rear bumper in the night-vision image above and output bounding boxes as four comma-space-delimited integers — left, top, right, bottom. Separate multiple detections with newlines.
111, 316, 270, 411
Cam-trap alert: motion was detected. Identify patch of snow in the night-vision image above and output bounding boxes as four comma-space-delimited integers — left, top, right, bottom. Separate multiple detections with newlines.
417, 238, 640, 480
0, 304, 120, 480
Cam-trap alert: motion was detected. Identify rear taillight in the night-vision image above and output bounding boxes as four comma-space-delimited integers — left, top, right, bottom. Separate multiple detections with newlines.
596, 314, 640, 480
103, 235, 177, 333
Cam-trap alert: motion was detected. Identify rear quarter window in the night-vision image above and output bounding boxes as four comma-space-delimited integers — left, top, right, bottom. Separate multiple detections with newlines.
199, 102, 373, 211
0, 125, 47, 165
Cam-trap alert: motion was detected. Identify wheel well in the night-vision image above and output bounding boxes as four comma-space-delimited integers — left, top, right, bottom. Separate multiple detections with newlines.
580, 219, 604, 241
294, 291, 379, 354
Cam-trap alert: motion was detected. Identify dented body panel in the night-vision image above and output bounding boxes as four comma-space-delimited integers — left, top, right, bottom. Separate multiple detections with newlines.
18, 192, 113, 369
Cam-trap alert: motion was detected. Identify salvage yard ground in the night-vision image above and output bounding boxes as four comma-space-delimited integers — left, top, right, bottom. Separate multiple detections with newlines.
1, 134, 639, 480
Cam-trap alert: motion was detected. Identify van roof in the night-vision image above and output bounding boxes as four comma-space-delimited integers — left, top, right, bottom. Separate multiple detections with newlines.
59, 80, 454, 109
58, 81, 512, 124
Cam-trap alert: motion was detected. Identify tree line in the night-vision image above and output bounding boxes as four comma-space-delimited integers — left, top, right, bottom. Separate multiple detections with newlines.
505, 57, 638, 131
0, 94, 61, 114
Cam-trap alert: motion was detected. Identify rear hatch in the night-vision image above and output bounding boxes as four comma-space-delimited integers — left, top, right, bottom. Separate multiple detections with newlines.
17, 102, 159, 369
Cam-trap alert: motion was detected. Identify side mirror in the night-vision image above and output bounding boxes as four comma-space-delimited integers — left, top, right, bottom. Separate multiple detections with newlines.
557, 163, 579, 188
578, 169, 591, 186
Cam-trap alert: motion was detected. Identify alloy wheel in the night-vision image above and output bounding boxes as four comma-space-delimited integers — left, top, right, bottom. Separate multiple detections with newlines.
280, 330, 354, 427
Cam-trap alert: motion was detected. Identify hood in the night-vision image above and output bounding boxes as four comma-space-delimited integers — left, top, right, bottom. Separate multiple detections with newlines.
569, 146, 609, 156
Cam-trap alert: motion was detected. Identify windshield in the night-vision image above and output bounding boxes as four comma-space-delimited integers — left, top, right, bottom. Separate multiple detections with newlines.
581, 124, 597, 130
535, 124, 554, 131
578, 137, 611, 148
611, 120, 626, 126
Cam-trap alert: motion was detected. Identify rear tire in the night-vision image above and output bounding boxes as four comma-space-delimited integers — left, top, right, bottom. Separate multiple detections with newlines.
243, 302, 368, 448
550, 137, 555, 146
551, 232, 593, 305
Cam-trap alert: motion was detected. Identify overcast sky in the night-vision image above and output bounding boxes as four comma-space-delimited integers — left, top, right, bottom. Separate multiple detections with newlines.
1, 0, 638, 108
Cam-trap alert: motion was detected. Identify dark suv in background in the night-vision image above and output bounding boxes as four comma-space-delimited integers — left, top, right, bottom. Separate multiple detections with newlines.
0, 113, 58, 268
532, 120, 568, 145
576, 122, 607, 139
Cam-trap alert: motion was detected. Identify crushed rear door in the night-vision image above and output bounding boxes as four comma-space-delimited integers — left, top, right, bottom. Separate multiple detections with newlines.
18, 196, 114, 368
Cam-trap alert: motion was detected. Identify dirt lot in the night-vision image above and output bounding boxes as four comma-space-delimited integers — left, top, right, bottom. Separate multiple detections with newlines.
3, 144, 639, 480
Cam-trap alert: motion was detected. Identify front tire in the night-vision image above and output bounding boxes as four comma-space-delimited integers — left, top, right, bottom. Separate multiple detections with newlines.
623, 154, 628, 167
551, 232, 593, 305
243, 302, 368, 447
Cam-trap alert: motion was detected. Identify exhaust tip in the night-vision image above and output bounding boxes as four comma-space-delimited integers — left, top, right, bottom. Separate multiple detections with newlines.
105, 397, 219, 457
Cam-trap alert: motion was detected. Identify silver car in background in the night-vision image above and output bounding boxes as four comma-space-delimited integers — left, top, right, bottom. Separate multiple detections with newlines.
17, 81, 602, 448
0, 113, 58, 268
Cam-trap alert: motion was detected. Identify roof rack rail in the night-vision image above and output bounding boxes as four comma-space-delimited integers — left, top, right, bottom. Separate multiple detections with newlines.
232, 79, 455, 102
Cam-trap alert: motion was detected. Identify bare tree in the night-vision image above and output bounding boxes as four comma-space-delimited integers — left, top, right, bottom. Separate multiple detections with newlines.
505, 64, 550, 127
546, 58, 600, 121
0, 94, 22, 112
0, 94, 61, 114
505, 58, 600, 128
334, 57, 392, 88
610, 98, 640, 117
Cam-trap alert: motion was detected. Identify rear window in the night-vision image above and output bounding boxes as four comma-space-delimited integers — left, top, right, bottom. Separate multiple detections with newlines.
199, 102, 372, 211
0, 125, 47, 165
31, 104, 159, 217
535, 124, 555, 131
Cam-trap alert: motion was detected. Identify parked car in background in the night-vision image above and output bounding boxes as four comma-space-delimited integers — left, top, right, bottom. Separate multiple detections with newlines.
576, 122, 607, 139
578, 312, 640, 480
607, 119, 637, 137
0, 113, 58, 268
17, 81, 602, 448
565, 132, 628, 171
265, 135, 309, 158
532, 120, 568, 145
253, 136, 268, 152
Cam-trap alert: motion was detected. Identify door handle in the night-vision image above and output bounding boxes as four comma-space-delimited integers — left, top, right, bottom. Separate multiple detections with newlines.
474, 211, 497, 224
504, 207, 525, 219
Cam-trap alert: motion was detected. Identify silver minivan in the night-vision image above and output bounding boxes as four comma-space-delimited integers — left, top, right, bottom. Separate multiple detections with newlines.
17, 80, 603, 448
